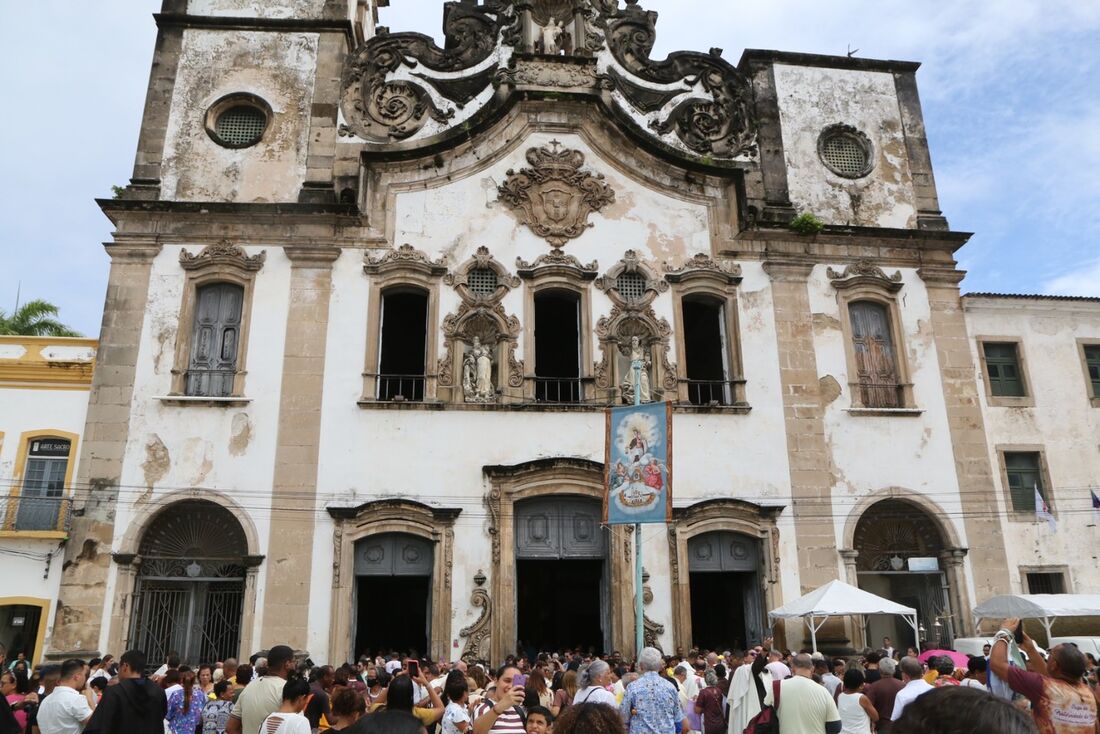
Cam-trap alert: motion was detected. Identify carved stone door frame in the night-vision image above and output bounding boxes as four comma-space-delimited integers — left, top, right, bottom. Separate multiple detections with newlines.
327, 500, 461, 663
484, 458, 634, 662
669, 499, 783, 653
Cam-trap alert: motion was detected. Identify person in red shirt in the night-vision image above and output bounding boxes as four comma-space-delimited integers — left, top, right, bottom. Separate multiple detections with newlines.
693, 668, 727, 734
864, 657, 904, 733
989, 617, 1097, 734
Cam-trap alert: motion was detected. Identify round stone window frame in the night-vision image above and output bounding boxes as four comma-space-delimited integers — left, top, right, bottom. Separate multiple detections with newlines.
204, 93, 273, 149
817, 124, 875, 179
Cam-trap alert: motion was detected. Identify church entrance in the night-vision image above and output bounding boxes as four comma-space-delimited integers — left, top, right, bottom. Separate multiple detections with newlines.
687, 532, 763, 651
515, 497, 608, 654
354, 533, 433, 658
854, 500, 951, 649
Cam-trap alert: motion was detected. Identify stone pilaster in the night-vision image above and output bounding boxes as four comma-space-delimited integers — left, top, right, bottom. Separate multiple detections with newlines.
919, 265, 1011, 605
260, 245, 341, 651
764, 259, 840, 592
49, 243, 161, 657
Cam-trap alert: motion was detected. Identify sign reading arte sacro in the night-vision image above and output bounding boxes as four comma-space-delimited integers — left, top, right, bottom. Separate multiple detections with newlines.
604, 402, 672, 525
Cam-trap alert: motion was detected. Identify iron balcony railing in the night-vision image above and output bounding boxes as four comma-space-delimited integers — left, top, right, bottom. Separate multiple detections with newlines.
683, 379, 736, 406
0, 494, 73, 534
534, 377, 584, 404
376, 374, 426, 402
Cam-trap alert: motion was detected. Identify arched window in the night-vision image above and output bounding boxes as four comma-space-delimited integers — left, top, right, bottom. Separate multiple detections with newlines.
16, 437, 71, 531
377, 288, 429, 401
186, 282, 244, 397
533, 289, 582, 403
849, 301, 900, 409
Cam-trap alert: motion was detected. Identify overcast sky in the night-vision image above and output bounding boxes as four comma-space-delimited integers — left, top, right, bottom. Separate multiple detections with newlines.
1, 1, 1097, 336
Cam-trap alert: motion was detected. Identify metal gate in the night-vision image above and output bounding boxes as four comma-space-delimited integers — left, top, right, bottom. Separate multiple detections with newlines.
130, 575, 244, 665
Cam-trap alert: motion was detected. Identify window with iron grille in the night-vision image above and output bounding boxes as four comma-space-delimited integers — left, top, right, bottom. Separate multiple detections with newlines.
616, 272, 647, 303
1025, 572, 1065, 594
186, 283, 244, 397
818, 125, 873, 178
984, 342, 1026, 397
467, 268, 499, 297
1004, 451, 1044, 513
849, 301, 900, 408
1084, 345, 1100, 396
205, 94, 271, 149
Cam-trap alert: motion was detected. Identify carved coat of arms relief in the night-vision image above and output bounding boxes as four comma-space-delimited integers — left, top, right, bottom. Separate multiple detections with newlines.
497, 141, 616, 248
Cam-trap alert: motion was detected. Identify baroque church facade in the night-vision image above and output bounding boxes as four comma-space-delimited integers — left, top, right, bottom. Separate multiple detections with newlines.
36, 0, 1100, 665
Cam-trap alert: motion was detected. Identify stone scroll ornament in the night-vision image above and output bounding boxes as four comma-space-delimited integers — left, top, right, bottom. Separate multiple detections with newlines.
497, 141, 616, 248
339, 0, 757, 161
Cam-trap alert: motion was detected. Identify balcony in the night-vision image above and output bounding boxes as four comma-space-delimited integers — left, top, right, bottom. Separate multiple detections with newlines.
0, 494, 73, 535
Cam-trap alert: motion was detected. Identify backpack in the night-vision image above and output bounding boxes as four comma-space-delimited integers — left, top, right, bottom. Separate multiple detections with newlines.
744, 680, 780, 734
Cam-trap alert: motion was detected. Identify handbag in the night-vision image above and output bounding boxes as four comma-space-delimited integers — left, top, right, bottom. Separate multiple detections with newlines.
744, 679, 780, 734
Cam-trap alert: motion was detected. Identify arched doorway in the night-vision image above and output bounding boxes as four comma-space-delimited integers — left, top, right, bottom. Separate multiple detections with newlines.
687, 531, 763, 651
853, 499, 952, 649
514, 496, 608, 655
129, 500, 248, 664
354, 533, 434, 658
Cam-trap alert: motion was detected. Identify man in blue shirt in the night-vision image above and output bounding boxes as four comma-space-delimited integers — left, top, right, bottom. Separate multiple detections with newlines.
621, 647, 683, 734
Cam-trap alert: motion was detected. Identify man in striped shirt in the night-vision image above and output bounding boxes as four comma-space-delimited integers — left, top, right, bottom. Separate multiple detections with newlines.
473, 664, 527, 734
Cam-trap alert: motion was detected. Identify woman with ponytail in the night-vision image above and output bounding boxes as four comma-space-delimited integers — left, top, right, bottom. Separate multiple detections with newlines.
166, 669, 206, 734
571, 660, 616, 707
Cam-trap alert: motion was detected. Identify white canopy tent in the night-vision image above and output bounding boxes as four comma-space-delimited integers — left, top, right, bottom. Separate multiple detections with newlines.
971, 594, 1100, 641
768, 580, 920, 653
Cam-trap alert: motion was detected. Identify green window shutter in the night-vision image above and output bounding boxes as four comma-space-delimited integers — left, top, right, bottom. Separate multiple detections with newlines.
1004, 452, 1043, 512
984, 342, 1026, 397
1085, 345, 1100, 396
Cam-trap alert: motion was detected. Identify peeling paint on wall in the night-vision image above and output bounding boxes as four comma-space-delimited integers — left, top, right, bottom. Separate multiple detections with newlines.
229, 413, 253, 456
140, 434, 171, 501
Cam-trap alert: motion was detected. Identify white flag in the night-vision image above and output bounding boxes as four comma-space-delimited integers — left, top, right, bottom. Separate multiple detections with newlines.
1035, 485, 1056, 531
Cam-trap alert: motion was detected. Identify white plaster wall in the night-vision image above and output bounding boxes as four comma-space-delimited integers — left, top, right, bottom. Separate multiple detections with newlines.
311, 131, 801, 659
188, 0, 327, 19
99, 244, 292, 653
160, 30, 318, 202
774, 65, 918, 229
806, 267, 968, 551
964, 298, 1100, 597
0, 381, 90, 659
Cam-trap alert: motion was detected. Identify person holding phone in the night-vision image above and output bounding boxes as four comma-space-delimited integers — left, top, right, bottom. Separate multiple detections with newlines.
473, 665, 526, 734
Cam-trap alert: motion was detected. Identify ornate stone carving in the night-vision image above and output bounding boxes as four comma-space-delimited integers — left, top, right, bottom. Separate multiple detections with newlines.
340, 3, 508, 141
460, 586, 492, 663
463, 337, 496, 403
439, 298, 523, 394
827, 260, 904, 292
497, 141, 616, 248
179, 241, 266, 272
664, 253, 743, 283
595, 304, 676, 394
332, 520, 344, 588
445, 246, 520, 302
495, 59, 600, 88
364, 244, 448, 277
595, 250, 669, 307
644, 615, 665, 650
516, 250, 599, 280
486, 486, 502, 564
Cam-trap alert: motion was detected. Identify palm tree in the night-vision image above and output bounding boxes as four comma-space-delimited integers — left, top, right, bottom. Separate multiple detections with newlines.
0, 299, 81, 337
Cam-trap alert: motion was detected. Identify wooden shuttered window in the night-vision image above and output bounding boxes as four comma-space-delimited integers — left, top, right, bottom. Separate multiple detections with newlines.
185, 282, 244, 397
983, 342, 1026, 397
1085, 345, 1100, 396
1004, 451, 1044, 513
849, 301, 901, 408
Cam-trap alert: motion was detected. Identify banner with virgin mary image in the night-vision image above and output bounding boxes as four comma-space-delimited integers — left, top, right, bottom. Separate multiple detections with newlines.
604, 401, 672, 525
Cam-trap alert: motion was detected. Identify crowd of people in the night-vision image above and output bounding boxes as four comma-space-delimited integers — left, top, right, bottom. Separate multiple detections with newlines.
1, 617, 1097, 734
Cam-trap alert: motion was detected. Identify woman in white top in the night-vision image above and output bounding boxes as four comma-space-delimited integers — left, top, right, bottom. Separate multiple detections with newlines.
572, 660, 617, 707
260, 678, 313, 734
836, 669, 878, 734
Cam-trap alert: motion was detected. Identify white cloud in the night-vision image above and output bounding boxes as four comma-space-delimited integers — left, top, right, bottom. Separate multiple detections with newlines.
1042, 260, 1100, 298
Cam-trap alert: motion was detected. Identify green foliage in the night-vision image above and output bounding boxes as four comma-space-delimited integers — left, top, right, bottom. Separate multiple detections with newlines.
0, 299, 82, 337
789, 212, 825, 236
111, 185, 125, 199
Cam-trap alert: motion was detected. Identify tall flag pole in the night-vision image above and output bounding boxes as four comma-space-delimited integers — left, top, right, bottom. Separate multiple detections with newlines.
632, 357, 644, 656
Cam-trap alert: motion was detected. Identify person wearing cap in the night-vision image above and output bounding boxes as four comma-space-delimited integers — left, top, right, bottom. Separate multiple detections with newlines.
227, 645, 296, 734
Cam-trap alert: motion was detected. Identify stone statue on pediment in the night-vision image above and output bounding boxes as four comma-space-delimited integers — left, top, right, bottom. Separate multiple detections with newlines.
464, 337, 495, 402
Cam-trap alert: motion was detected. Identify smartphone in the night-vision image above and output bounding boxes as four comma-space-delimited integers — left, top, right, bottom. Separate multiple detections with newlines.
512, 673, 527, 688
1014, 625, 1025, 644
406, 659, 419, 678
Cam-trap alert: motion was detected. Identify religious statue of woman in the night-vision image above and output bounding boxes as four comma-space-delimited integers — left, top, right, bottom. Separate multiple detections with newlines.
462, 348, 475, 399
472, 336, 494, 399
540, 16, 565, 55
629, 336, 652, 403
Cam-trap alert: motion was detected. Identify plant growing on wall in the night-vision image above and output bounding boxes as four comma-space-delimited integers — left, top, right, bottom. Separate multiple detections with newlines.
789, 212, 825, 236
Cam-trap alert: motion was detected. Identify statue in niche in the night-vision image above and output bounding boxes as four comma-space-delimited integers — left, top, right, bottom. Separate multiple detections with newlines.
464, 337, 495, 402
621, 336, 652, 404
539, 16, 567, 55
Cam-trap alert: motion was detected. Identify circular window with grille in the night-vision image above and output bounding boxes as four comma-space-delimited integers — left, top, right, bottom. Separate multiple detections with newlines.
467, 268, 499, 297
205, 94, 272, 149
817, 124, 874, 178
616, 272, 647, 303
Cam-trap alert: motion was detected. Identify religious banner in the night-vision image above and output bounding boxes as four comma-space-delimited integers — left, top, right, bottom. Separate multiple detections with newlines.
604, 401, 672, 525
